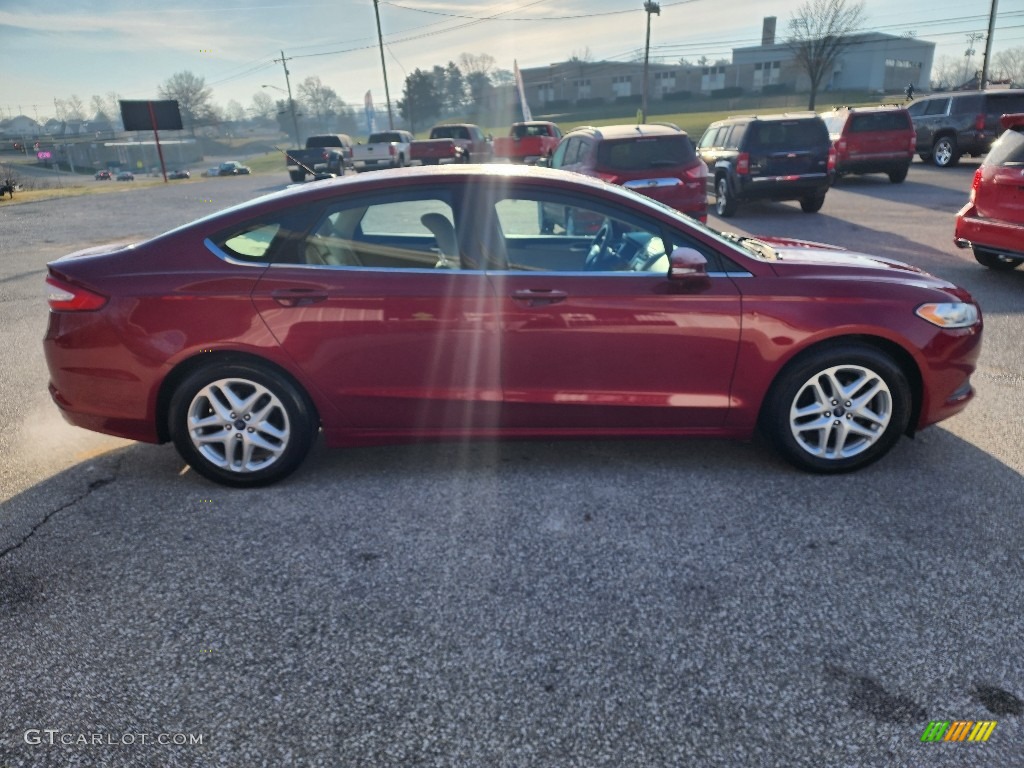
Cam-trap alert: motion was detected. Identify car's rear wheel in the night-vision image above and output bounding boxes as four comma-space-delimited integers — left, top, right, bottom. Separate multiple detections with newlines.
762, 344, 911, 473
974, 247, 1024, 271
169, 362, 317, 487
888, 166, 909, 183
289, 170, 306, 183
715, 176, 738, 217
800, 194, 826, 213
931, 136, 960, 167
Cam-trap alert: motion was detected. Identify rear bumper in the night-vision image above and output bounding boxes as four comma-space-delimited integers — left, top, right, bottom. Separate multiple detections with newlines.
954, 203, 1024, 257
836, 155, 911, 175
736, 173, 832, 201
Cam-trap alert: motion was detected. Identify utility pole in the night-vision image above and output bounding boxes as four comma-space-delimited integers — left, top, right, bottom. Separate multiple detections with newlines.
274, 50, 302, 146
980, 0, 999, 90
963, 32, 983, 88
373, 0, 395, 129
641, 1, 660, 124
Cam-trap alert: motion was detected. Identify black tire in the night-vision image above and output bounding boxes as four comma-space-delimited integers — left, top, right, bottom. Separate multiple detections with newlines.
715, 175, 738, 217
169, 362, 317, 487
973, 247, 1024, 271
800, 194, 826, 213
888, 166, 909, 183
760, 344, 912, 473
931, 136, 960, 167
289, 170, 306, 183
918, 152, 932, 163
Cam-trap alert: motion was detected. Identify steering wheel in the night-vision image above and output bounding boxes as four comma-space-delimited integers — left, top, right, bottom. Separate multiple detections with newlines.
584, 220, 621, 271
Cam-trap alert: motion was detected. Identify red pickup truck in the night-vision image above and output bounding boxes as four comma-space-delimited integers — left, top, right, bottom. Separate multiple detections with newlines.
411, 124, 493, 165
492, 121, 563, 164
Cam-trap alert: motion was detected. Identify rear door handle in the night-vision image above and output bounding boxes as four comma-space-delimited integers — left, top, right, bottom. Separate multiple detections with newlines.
512, 288, 568, 306
271, 288, 328, 307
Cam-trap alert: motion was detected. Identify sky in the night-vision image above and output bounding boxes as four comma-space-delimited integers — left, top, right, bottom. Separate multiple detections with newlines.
1, 0, 1021, 122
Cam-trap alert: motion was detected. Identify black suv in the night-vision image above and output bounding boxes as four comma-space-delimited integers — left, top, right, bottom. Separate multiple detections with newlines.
907, 89, 1024, 167
696, 113, 835, 217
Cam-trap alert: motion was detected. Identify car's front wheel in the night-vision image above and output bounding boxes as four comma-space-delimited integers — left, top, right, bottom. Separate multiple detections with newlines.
931, 136, 960, 167
761, 344, 911, 473
715, 176, 738, 217
169, 362, 318, 487
974, 246, 1024, 271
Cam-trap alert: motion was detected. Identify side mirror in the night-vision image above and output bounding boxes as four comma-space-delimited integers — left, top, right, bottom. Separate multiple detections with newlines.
668, 247, 711, 287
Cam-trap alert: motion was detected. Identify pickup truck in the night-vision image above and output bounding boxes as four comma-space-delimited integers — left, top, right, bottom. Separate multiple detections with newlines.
351, 130, 414, 172
410, 124, 492, 165
285, 134, 354, 182
492, 121, 562, 164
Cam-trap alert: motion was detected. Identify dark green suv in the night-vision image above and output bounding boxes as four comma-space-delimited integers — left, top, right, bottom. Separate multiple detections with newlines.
696, 113, 835, 217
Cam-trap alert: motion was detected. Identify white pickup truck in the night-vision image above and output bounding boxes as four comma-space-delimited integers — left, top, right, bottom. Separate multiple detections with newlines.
351, 130, 414, 172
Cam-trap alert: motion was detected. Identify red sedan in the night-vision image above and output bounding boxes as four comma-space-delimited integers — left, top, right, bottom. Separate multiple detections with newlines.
954, 113, 1024, 271
44, 165, 982, 486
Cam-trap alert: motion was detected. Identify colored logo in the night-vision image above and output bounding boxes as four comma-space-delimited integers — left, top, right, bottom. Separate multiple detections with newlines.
920, 720, 997, 742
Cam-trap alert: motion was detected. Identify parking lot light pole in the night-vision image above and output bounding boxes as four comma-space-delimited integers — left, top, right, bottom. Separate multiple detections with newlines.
641, 1, 660, 124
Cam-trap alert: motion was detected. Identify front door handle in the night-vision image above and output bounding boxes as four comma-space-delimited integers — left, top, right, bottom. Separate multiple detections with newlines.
511, 288, 568, 306
271, 289, 328, 307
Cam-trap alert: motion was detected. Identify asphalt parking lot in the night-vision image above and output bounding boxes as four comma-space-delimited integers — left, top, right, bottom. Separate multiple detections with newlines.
1, 164, 1022, 767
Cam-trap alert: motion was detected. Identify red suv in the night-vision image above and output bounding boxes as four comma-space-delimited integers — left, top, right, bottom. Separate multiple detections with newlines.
545, 123, 707, 229
820, 105, 916, 183
954, 113, 1024, 271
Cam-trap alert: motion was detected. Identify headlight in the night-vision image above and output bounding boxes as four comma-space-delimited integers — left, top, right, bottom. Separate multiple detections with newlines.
915, 302, 980, 328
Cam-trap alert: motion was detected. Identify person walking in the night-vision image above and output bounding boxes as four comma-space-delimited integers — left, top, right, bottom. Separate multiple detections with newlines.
904, 82, 915, 101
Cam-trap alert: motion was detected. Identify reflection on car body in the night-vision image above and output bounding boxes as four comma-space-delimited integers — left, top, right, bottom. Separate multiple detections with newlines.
43, 165, 982, 486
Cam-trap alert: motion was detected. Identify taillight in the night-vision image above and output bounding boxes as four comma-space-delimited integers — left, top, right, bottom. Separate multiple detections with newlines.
736, 152, 749, 175
968, 167, 982, 202
827, 146, 837, 172
908, 134, 916, 153
974, 113, 986, 132
683, 162, 708, 181
836, 139, 847, 154
46, 275, 107, 311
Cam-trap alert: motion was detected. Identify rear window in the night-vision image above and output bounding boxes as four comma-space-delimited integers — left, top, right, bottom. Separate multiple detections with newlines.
848, 111, 912, 132
985, 127, 1024, 167
748, 119, 828, 149
513, 124, 550, 138
597, 135, 696, 170
368, 132, 404, 143
306, 135, 349, 147
987, 93, 1024, 115
431, 126, 470, 139
951, 94, 984, 114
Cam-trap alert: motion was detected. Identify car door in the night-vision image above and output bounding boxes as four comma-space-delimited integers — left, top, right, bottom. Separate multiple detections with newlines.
475, 183, 743, 430
250, 186, 502, 434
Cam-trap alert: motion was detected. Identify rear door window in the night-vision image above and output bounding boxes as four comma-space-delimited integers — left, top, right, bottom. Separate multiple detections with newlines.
598, 135, 696, 170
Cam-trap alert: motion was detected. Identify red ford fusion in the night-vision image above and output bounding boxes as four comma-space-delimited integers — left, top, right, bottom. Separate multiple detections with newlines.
44, 165, 982, 486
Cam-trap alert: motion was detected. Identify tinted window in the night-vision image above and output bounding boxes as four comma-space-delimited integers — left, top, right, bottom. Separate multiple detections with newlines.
848, 111, 912, 132
951, 94, 983, 114
906, 100, 928, 117
724, 124, 746, 148
924, 98, 950, 116
431, 126, 470, 139
985, 128, 1024, 167
748, 120, 827, 149
988, 93, 1024, 114
598, 135, 696, 170
368, 132, 405, 143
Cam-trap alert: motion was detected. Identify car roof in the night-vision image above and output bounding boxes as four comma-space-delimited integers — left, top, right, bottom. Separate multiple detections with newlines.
565, 123, 686, 141
820, 104, 908, 114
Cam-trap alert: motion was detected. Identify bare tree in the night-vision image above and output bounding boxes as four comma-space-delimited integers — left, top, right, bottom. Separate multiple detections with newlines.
250, 91, 276, 121
55, 95, 86, 121
297, 76, 341, 133
786, 0, 866, 109
158, 71, 215, 134
930, 55, 962, 90
459, 52, 496, 79
993, 47, 1024, 86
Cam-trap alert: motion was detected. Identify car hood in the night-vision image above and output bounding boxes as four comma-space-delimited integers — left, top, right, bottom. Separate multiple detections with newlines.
754, 236, 972, 298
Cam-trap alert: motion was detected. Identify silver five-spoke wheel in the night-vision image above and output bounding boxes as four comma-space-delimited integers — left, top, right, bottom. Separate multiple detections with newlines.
788, 364, 892, 460
187, 378, 290, 472
762, 344, 911, 473
170, 362, 317, 487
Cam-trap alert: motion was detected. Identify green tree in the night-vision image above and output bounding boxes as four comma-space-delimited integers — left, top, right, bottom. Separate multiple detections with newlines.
786, 0, 866, 109
398, 69, 438, 132
443, 61, 465, 114
158, 71, 215, 134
